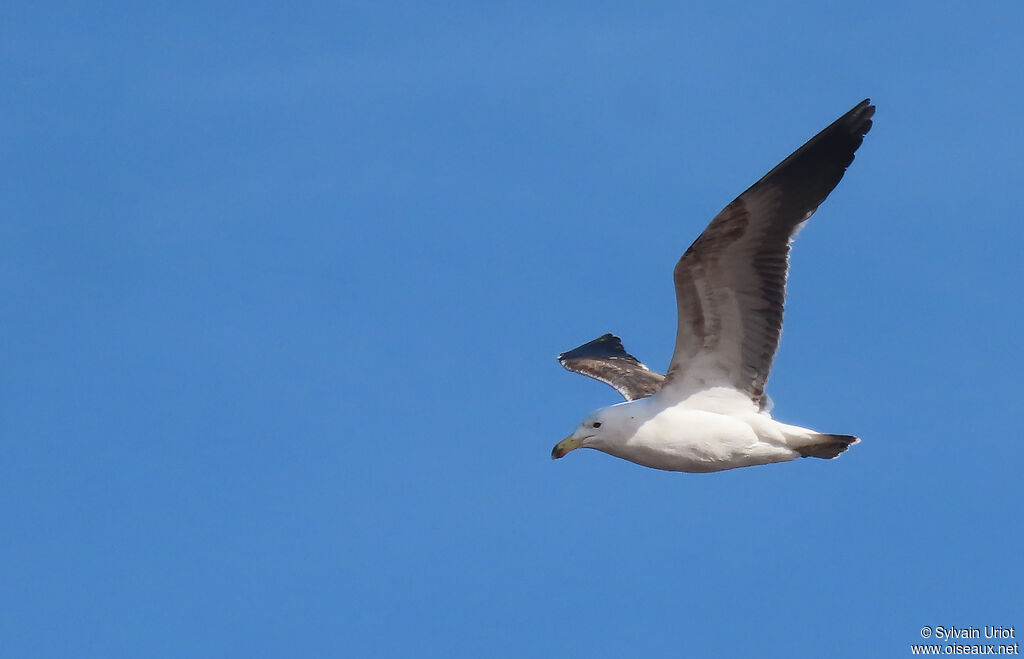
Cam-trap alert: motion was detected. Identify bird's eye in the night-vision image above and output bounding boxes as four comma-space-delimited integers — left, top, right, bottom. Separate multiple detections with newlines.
592, 422, 602, 428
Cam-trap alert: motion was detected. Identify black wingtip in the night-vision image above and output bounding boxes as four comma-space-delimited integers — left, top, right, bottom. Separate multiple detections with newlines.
841, 98, 875, 141
557, 333, 628, 364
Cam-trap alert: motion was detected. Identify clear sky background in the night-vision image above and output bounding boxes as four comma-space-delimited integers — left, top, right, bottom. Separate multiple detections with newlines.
3, 2, 1022, 657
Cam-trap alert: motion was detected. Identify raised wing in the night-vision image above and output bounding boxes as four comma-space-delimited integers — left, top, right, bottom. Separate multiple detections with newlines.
559, 333, 665, 401
663, 99, 875, 405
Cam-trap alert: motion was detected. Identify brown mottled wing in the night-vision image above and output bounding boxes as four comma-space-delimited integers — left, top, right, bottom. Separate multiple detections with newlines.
663, 100, 875, 404
559, 333, 665, 401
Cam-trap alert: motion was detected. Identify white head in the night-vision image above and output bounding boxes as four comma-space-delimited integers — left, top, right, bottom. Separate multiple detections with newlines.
551, 402, 637, 460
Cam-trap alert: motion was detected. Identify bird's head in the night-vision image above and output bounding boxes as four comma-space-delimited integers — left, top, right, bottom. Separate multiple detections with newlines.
552, 409, 615, 459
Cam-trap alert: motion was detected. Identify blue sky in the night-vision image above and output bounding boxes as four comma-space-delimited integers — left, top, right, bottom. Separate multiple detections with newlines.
3, 2, 1022, 657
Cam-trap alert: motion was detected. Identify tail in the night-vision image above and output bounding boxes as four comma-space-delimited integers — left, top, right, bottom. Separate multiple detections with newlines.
796, 434, 860, 460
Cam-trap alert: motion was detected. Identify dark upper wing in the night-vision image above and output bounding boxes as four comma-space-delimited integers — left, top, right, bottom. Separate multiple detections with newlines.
558, 333, 665, 401
663, 99, 875, 405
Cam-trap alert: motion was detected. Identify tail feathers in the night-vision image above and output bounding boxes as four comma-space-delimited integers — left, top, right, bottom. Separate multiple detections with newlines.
797, 434, 860, 460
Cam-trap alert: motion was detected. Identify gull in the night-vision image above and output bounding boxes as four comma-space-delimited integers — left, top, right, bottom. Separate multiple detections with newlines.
552, 100, 874, 473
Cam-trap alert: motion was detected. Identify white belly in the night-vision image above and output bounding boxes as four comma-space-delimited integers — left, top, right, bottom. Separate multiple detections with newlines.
605, 407, 799, 473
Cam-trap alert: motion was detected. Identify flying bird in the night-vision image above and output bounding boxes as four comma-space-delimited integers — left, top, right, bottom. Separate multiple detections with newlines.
553, 99, 874, 473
